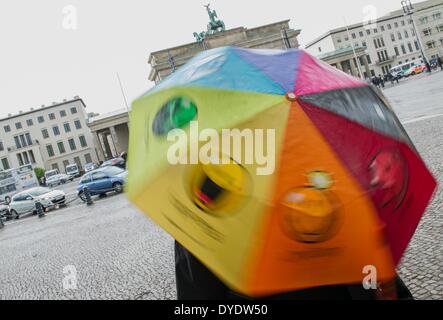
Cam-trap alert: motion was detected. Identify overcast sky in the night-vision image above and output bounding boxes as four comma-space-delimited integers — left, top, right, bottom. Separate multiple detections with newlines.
0, 0, 423, 117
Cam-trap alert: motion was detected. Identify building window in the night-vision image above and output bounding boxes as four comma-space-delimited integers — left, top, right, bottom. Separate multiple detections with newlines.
352, 33, 356, 39
381, 25, 385, 32
395, 22, 399, 28
23, 152, 30, 164
28, 150, 36, 164
405, 30, 409, 38
70, 107, 78, 114
423, 28, 432, 36
68, 138, 77, 151
0, 140, 3, 152
53, 126, 60, 136
74, 120, 82, 130
37, 116, 44, 123
318, 47, 322, 53
46, 145, 55, 157
15, 122, 22, 130
4, 125, 11, 133
394, 47, 400, 56
427, 40, 436, 49
51, 163, 60, 172
437, 25, 443, 32
17, 153, 24, 166
60, 110, 67, 117
374, 39, 378, 48
337, 38, 342, 43
48, 113, 56, 120
408, 43, 413, 53
1, 158, 10, 170
391, 34, 396, 41
373, 28, 378, 33
74, 157, 82, 169
362, 41, 367, 47
387, 24, 392, 30
359, 31, 364, 37
63, 160, 70, 171
14, 136, 21, 149
366, 55, 372, 64
420, 17, 429, 24
401, 20, 405, 26
26, 119, 33, 127
25, 133, 32, 145
366, 29, 371, 35
57, 141, 66, 154
433, 12, 441, 20
64, 122, 71, 133
85, 153, 92, 164
415, 41, 420, 50
79, 135, 87, 148
397, 32, 402, 40
411, 28, 415, 36
401, 45, 407, 54
42, 128, 49, 139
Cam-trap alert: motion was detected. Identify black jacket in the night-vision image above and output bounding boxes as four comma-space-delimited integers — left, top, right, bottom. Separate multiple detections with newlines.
175, 241, 413, 300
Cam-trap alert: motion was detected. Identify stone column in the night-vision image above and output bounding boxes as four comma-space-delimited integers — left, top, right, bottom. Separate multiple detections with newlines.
335, 61, 344, 71
99, 132, 112, 160
109, 126, 121, 157
93, 132, 105, 162
351, 58, 360, 78
361, 55, 371, 79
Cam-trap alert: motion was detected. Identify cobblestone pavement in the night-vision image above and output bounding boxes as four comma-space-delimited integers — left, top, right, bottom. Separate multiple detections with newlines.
385, 71, 443, 300
0, 73, 441, 300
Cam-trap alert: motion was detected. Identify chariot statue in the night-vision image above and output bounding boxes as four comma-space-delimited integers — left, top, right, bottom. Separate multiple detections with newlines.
193, 4, 226, 42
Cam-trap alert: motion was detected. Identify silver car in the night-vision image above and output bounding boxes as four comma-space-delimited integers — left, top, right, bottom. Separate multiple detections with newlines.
8, 187, 66, 219
46, 173, 73, 188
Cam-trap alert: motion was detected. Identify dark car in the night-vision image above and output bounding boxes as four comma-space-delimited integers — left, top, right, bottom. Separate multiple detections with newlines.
100, 157, 126, 169
77, 166, 127, 201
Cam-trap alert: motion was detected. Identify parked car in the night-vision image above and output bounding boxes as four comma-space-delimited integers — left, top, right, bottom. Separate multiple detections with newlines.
8, 187, 66, 218
66, 164, 81, 178
46, 173, 73, 188
84, 162, 98, 173
414, 64, 426, 74
77, 166, 127, 201
100, 157, 126, 169
404, 64, 426, 77
44, 169, 59, 181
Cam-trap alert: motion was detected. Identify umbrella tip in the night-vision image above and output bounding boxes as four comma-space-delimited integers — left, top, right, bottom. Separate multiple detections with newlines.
286, 92, 298, 101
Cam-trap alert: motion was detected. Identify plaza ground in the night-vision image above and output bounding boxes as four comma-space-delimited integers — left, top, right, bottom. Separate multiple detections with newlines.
0, 71, 442, 300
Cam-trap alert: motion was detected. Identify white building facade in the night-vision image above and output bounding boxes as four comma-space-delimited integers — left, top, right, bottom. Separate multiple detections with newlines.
0, 97, 98, 173
306, 0, 443, 77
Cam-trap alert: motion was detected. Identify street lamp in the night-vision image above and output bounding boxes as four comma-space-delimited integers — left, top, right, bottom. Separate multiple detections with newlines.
401, 0, 432, 72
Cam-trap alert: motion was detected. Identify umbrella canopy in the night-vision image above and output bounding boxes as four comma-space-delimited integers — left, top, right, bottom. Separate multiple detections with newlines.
127, 47, 436, 297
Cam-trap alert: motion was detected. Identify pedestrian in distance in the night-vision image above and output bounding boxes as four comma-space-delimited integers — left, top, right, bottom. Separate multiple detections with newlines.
378, 74, 385, 89
371, 76, 379, 88
438, 56, 443, 71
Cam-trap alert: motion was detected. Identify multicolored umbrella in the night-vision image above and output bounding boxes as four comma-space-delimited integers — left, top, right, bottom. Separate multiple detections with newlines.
127, 47, 436, 297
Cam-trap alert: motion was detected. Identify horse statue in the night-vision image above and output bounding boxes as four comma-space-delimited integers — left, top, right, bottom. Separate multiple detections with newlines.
205, 4, 225, 35
193, 31, 207, 42
193, 4, 226, 42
